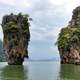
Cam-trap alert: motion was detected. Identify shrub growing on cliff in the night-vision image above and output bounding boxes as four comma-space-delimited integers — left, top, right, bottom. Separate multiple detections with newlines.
57, 26, 80, 54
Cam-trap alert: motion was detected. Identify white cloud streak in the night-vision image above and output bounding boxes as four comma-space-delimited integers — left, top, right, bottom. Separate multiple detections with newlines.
0, 0, 15, 6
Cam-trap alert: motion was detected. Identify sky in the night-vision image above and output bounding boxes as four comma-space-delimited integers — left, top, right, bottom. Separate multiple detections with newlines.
0, 0, 80, 60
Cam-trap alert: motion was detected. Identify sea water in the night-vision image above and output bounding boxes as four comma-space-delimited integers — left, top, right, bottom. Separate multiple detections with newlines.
0, 61, 79, 80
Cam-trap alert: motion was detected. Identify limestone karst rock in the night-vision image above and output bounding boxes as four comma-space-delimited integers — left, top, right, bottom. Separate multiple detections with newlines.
0, 40, 6, 62
2, 13, 30, 65
57, 6, 80, 64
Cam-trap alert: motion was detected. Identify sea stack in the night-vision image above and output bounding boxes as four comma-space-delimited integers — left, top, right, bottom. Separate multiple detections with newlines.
57, 6, 80, 64
2, 13, 30, 65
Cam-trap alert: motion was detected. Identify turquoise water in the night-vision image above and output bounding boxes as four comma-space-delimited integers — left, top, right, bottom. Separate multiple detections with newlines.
0, 61, 80, 80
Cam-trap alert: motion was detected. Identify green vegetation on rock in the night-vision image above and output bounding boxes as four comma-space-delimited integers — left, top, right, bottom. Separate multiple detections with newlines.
57, 6, 80, 64
57, 27, 80, 52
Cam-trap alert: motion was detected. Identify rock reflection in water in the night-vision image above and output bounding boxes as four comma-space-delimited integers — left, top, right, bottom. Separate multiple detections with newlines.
60, 64, 80, 80
1, 65, 28, 80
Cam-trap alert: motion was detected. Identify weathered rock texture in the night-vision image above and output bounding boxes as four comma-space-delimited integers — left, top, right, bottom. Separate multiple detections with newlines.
2, 13, 30, 65
57, 6, 80, 64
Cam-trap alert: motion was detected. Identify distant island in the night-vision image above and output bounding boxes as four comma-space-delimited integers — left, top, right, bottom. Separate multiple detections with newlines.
26, 58, 60, 61
57, 6, 80, 64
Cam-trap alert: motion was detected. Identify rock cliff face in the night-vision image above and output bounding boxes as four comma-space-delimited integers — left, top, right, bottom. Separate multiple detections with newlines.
2, 13, 30, 65
0, 40, 6, 62
57, 6, 80, 64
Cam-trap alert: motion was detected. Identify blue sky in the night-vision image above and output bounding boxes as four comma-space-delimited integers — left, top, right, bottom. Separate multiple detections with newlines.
0, 0, 80, 60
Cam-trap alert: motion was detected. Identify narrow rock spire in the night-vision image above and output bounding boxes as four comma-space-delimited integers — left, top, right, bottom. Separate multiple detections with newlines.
2, 13, 31, 65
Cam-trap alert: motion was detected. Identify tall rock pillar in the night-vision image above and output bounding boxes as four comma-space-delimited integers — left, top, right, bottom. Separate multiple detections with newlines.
2, 13, 30, 65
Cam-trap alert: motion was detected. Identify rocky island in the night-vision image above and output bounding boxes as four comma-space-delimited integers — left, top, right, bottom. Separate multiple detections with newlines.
57, 6, 80, 64
2, 13, 30, 65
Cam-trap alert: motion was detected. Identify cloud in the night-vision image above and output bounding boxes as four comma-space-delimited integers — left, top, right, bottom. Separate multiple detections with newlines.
50, 0, 65, 5
0, 0, 31, 8
28, 0, 80, 43
0, 0, 15, 6
14, 0, 32, 9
